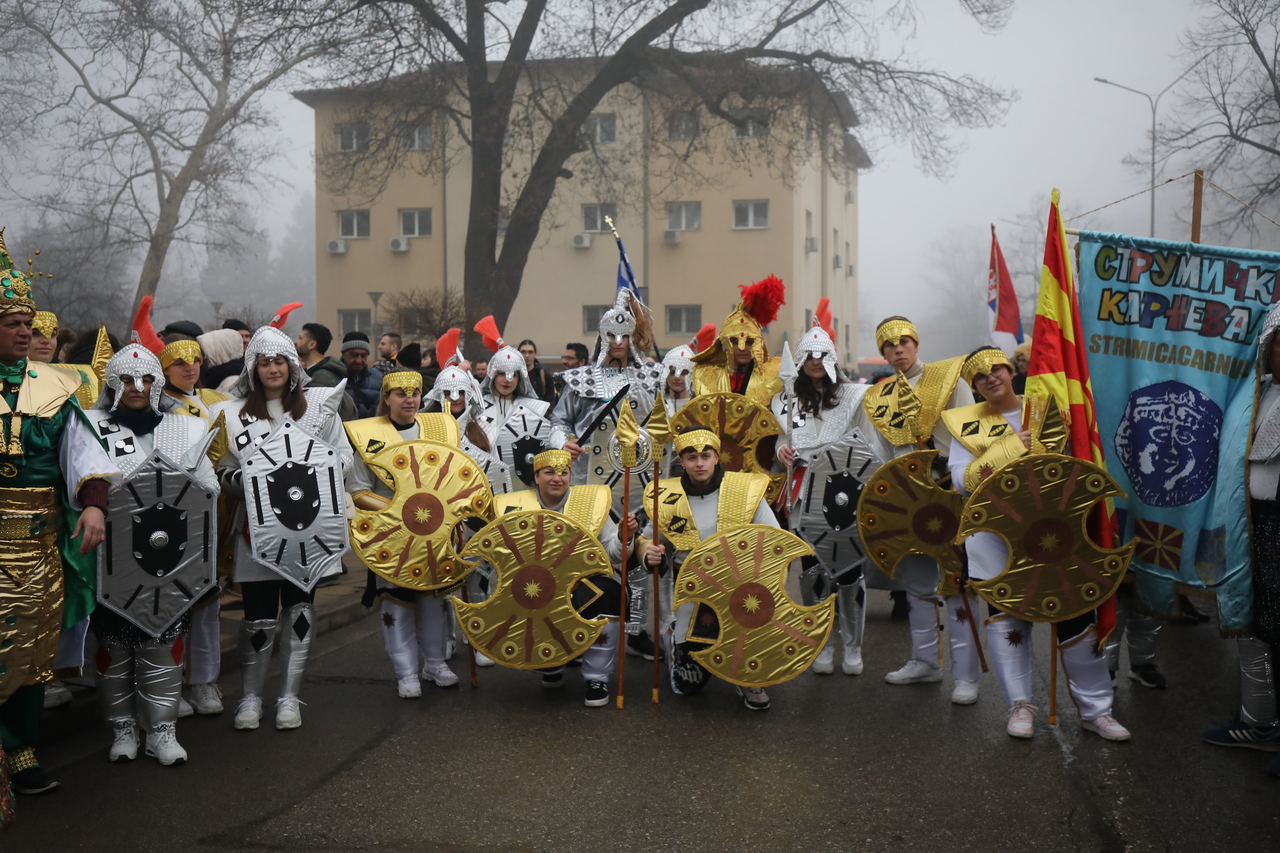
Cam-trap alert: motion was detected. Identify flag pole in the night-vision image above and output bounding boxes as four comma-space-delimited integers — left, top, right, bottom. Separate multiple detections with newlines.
652, 453, 662, 704
616, 465, 630, 710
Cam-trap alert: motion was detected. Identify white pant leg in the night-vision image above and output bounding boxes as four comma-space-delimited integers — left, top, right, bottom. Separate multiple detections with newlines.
416, 595, 450, 662
54, 616, 91, 672
906, 594, 940, 665
1060, 628, 1114, 721
986, 615, 1034, 706
381, 599, 419, 679
581, 622, 620, 682
188, 599, 222, 684
945, 595, 980, 683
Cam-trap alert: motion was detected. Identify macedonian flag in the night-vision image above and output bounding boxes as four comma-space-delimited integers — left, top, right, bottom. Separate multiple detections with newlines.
1025, 189, 1117, 642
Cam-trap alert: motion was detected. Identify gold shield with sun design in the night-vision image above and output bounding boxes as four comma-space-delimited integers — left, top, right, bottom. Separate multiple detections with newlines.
673, 524, 830, 687
857, 450, 965, 594
349, 440, 494, 592
670, 392, 784, 501
959, 453, 1133, 623
456, 510, 611, 669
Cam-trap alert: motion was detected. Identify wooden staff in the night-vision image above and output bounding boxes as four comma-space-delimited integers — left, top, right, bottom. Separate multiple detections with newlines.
616, 466, 631, 710
957, 588, 989, 673
652, 455, 662, 704
1048, 622, 1059, 725
456, 528, 478, 688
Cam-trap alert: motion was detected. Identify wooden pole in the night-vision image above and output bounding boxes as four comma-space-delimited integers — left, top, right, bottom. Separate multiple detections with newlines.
958, 592, 988, 673
652, 457, 662, 704
1191, 169, 1205, 243
459, 584, 478, 688
1048, 622, 1059, 725
616, 467, 631, 710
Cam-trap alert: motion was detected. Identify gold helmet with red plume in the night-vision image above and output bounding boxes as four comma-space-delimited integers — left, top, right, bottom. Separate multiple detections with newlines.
694, 275, 786, 368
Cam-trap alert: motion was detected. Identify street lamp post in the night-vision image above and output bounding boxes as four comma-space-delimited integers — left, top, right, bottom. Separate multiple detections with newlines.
1095, 67, 1198, 238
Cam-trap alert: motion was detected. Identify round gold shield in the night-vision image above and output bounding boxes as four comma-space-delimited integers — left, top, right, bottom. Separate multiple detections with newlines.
349, 440, 493, 592
456, 510, 611, 669
856, 450, 965, 594
670, 392, 784, 500
672, 524, 830, 687
958, 453, 1134, 622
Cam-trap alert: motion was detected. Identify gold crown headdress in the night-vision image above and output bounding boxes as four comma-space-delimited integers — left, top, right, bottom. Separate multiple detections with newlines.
160, 339, 204, 370
0, 229, 40, 319
674, 429, 721, 455
961, 346, 1013, 388
533, 448, 573, 475
875, 318, 918, 351
32, 311, 59, 339
381, 370, 423, 397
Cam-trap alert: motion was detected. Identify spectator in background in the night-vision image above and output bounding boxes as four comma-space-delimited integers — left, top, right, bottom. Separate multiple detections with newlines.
56, 327, 78, 363
68, 327, 122, 363
419, 338, 440, 389
342, 331, 384, 418
376, 333, 401, 375
1012, 341, 1031, 395
395, 342, 435, 395
197, 328, 247, 396
161, 319, 204, 343
473, 360, 488, 381
222, 319, 252, 350
519, 339, 556, 406
555, 342, 589, 395
295, 322, 357, 421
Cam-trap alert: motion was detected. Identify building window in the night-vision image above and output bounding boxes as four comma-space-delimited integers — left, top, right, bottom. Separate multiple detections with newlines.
583, 305, 610, 333
733, 200, 769, 230
400, 209, 432, 237
666, 305, 702, 335
339, 309, 371, 336
581, 113, 616, 144
582, 203, 617, 232
668, 111, 698, 141
666, 202, 702, 232
733, 117, 768, 138
337, 123, 369, 152
339, 210, 370, 239
399, 124, 432, 151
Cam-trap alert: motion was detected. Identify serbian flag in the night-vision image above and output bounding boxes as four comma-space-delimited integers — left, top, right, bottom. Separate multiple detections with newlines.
1024, 189, 1117, 645
988, 225, 1023, 355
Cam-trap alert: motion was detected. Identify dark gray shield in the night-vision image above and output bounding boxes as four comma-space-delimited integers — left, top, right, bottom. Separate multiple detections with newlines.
793, 432, 881, 578
131, 502, 187, 577
266, 461, 321, 531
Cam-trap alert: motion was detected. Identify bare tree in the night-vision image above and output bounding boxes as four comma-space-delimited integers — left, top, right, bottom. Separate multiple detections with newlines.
0, 0, 370, 316
316, 0, 1015, 352
383, 288, 467, 340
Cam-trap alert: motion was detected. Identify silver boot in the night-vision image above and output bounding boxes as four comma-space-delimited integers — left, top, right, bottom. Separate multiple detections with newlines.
275, 602, 315, 729
134, 637, 184, 732
235, 618, 277, 730
94, 642, 138, 761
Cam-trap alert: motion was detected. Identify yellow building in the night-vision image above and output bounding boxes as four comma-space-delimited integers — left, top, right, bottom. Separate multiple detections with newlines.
294, 66, 868, 366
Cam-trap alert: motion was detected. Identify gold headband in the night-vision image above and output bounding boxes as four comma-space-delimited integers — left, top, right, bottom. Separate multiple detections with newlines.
674, 429, 721, 455
961, 347, 1013, 388
381, 370, 423, 397
0, 269, 37, 319
32, 311, 58, 339
161, 339, 204, 369
875, 319, 918, 351
533, 449, 573, 475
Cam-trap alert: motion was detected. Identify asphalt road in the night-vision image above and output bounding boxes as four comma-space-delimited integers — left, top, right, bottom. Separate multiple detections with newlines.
5, 595, 1277, 852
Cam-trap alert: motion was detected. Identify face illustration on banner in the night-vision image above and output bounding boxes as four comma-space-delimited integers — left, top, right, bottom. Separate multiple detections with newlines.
1114, 381, 1222, 508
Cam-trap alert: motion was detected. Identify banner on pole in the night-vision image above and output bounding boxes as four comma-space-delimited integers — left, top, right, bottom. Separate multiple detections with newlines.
1076, 230, 1280, 631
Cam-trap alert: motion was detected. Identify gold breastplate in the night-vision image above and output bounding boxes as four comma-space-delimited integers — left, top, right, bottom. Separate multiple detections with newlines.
644, 471, 771, 551
862, 357, 963, 446
494, 484, 611, 536
345, 414, 461, 487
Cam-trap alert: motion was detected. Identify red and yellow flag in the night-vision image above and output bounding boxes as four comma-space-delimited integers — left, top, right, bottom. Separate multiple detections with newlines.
1025, 189, 1117, 640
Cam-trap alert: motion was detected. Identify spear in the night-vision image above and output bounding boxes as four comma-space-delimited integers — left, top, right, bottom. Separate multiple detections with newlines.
777, 341, 798, 509
614, 397, 642, 709
646, 389, 673, 703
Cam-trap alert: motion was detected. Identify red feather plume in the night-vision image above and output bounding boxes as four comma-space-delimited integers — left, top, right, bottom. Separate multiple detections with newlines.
739, 275, 786, 328
270, 301, 304, 329
436, 328, 461, 367
473, 316, 503, 352
131, 295, 165, 354
691, 322, 717, 354
815, 297, 835, 344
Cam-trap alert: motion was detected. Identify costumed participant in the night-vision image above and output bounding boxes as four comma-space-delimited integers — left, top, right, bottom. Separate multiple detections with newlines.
854, 316, 977, 697
641, 426, 782, 710
661, 323, 716, 418
775, 301, 873, 677
82, 339, 217, 765
28, 311, 59, 364
690, 276, 785, 408
473, 316, 553, 492
459, 448, 635, 707
209, 326, 350, 732
944, 346, 1129, 740
346, 370, 464, 697
549, 286, 665, 661
1203, 304, 1280, 775
0, 227, 118, 798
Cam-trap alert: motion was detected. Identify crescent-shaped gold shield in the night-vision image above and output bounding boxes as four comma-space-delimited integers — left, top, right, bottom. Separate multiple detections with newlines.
856, 450, 965, 595
670, 392, 784, 501
456, 510, 611, 669
958, 453, 1133, 622
349, 440, 493, 592
672, 524, 830, 687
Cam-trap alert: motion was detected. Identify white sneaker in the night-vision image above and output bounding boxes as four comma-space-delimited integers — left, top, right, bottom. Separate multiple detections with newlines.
1081, 714, 1131, 742
734, 685, 771, 711
842, 647, 864, 676
234, 695, 263, 731
397, 676, 422, 699
1007, 702, 1036, 739
884, 659, 943, 684
109, 720, 139, 762
276, 696, 304, 730
144, 722, 187, 766
951, 679, 979, 705
189, 683, 224, 715
474, 651, 496, 668
811, 645, 835, 675
177, 695, 195, 718
43, 681, 73, 709
422, 659, 459, 688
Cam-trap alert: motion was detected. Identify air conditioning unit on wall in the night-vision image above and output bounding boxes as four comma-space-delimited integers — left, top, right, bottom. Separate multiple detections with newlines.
833, 253, 842, 270
804, 237, 818, 253
327, 239, 347, 255
663, 229, 681, 246
390, 237, 409, 253
845, 189, 856, 205
572, 232, 592, 249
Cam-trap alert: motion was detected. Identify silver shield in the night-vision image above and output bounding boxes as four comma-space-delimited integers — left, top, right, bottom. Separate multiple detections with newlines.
584, 397, 654, 519
98, 452, 217, 637
494, 403, 552, 488
242, 418, 350, 590
465, 437, 513, 495
792, 431, 881, 578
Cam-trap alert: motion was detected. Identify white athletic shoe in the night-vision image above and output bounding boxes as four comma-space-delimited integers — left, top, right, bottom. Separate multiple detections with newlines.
109, 720, 139, 762
884, 659, 943, 685
234, 695, 263, 731
43, 681, 73, 709
144, 722, 188, 766
474, 651, 496, 668
189, 683, 224, 715
951, 679, 979, 705
842, 647, 864, 676
811, 645, 835, 675
422, 659, 459, 688
1081, 714, 1131, 742
1007, 702, 1036, 739
397, 676, 422, 699
275, 696, 304, 730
